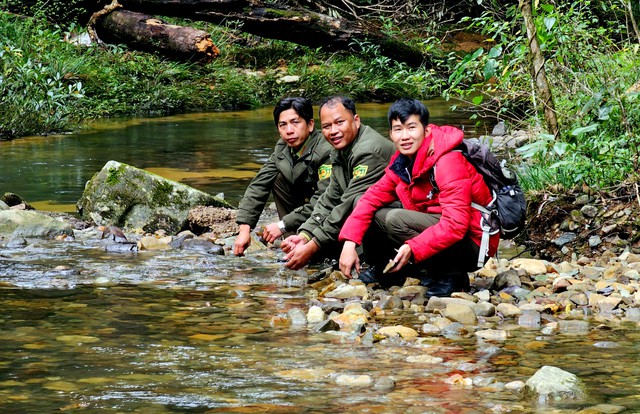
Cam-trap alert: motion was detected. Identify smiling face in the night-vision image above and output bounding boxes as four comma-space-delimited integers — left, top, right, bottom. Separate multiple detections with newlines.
277, 108, 314, 151
389, 114, 430, 157
319, 102, 361, 150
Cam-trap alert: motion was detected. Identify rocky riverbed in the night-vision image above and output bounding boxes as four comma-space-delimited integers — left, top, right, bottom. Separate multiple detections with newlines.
2, 188, 640, 409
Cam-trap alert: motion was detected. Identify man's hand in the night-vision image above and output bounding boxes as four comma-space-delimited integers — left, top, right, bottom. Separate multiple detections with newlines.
262, 222, 283, 243
281, 234, 304, 253
339, 240, 360, 278
390, 243, 413, 272
233, 224, 252, 256
284, 239, 319, 270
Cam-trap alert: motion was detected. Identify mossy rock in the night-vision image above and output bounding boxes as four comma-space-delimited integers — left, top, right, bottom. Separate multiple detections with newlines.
77, 160, 234, 233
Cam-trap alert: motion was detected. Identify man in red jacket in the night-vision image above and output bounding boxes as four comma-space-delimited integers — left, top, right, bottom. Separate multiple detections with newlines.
338, 98, 499, 297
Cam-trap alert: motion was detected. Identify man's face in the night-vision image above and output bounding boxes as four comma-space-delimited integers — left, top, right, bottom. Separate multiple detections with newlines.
319, 102, 360, 150
389, 114, 429, 157
277, 108, 314, 150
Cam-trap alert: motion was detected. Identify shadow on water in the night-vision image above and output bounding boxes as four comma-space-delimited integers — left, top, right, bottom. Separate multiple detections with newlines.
3, 102, 640, 412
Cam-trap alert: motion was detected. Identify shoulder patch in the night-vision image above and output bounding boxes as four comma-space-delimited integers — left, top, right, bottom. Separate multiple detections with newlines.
352, 164, 369, 179
318, 164, 332, 180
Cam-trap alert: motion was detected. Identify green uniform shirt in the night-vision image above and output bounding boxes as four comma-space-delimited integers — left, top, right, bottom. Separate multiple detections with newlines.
298, 125, 395, 248
236, 129, 333, 230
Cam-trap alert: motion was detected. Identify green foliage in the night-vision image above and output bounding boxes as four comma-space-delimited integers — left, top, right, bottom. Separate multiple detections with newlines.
0, 15, 85, 138
445, 1, 640, 191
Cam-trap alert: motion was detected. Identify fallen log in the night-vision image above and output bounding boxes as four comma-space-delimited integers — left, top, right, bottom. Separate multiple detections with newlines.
95, 9, 220, 63
118, 0, 429, 67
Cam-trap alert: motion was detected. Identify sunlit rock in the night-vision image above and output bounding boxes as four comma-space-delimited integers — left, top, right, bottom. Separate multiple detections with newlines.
78, 160, 233, 233
524, 365, 586, 401
306, 305, 325, 324
378, 325, 418, 339
335, 374, 373, 387
442, 303, 477, 325
0, 210, 73, 239
496, 303, 521, 318
406, 354, 443, 364
511, 258, 549, 276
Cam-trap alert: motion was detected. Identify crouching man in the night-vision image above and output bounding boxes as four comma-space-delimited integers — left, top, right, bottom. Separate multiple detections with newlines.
338, 98, 500, 297
234, 97, 333, 256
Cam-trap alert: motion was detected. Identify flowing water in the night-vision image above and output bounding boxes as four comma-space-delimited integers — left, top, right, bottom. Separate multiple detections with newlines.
2, 101, 640, 413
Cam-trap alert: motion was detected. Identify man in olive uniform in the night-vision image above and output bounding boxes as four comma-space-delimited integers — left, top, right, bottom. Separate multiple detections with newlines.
281, 95, 395, 270
233, 97, 333, 256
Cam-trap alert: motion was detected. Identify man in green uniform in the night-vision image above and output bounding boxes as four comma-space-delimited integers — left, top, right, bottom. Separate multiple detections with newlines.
234, 97, 333, 256
281, 95, 395, 270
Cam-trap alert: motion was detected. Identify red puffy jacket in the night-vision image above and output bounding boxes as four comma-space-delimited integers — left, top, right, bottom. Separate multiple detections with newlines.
339, 124, 499, 263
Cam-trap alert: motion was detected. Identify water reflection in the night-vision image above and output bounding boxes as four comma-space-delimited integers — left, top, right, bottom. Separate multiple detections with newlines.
0, 100, 488, 212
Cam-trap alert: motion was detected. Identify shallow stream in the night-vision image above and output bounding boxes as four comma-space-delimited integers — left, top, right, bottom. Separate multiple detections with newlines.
2, 102, 640, 413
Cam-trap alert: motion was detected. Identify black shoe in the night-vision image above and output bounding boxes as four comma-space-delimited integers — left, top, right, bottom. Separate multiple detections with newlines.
425, 273, 469, 298
358, 266, 380, 284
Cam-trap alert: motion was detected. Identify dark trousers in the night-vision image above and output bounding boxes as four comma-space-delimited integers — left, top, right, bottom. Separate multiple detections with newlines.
362, 208, 481, 278
272, 172, 313, 221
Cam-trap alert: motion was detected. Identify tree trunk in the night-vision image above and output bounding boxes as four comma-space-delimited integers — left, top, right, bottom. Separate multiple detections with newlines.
95, 9, 220, 62
119, 0, 429, 67
520, 0, 558, 137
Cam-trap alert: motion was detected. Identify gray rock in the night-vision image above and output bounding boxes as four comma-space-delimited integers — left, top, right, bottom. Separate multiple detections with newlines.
490, 269, 521, 291
0, 200, 9, 211
524, 365, 586, 401
182, 238, 224, 255
0, 210, 73, 238
78, 160, 233, 233
553, 232, 577, 247
580, 204, 599, 218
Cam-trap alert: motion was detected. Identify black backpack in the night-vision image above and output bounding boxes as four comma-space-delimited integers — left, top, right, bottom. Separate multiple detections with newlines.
429, 138, 527, 244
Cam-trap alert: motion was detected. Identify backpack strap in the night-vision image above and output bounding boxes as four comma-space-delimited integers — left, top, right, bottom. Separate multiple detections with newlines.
431, 162, 498, 268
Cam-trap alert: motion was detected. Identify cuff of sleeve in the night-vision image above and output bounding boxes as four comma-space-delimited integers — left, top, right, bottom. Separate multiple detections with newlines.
299, 231, 312, 242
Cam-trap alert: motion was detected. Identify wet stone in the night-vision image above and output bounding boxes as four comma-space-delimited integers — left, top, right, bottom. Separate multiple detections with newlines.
377, 295, 403, 309
558, 320, 590, 334
314, 319, 340, 333
372, 376, 395, 391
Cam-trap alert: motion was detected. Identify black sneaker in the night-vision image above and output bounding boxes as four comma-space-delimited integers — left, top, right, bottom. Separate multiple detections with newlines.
424, 273, 470, 299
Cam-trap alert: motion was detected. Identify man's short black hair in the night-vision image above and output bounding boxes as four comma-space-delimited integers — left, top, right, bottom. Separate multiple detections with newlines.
387, 98, 430, 128
318, 95, 357, 117
273, 97, 314, 126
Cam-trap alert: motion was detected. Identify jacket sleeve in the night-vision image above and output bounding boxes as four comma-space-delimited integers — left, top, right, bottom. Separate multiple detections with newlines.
281, 147, 333, 231
338, 172, 398, 245
303, 147, 391, 248
406, 152, 473, 262
235, 150, 279, 229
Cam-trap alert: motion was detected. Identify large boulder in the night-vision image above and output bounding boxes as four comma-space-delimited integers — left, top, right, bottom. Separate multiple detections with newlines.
0, 210, 74, 238
77, 160, 234, 234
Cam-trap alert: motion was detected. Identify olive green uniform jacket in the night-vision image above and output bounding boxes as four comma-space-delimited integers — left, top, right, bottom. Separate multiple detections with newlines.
298, 125, 395, 248
236, 129, 333, 231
